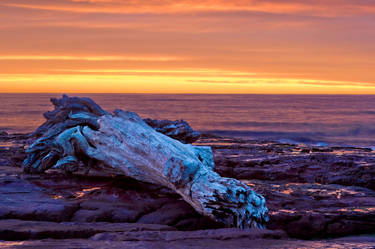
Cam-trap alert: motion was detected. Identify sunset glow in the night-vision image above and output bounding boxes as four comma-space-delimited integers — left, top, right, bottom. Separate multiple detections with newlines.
1, 0, 374, 93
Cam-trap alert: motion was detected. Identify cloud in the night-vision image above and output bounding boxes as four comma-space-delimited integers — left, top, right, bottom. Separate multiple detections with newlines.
187, 77, 375, 88
0, 55, 184, 61
2, 0, 375, 17
187, 79, 251, 85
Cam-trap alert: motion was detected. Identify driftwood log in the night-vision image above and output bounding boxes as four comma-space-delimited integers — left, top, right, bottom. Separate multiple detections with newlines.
23, 95, 268, 228
143, 118, 200, 144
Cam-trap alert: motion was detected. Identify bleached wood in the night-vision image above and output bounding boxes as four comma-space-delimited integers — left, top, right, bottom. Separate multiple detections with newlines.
24, 95, 268, 228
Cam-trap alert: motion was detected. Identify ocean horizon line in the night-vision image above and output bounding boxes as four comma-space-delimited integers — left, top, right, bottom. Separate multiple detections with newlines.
1, 92, 375, 96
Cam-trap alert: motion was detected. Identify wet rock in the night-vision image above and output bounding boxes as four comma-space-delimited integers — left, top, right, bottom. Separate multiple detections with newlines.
245, 180, 375, 238
90, 227, 286, 241
0, 173, 79, 222
0, 146, 26, 168
2, 125, 375, 240
143, 118, 200, 143
200, 137, 375, 191
194, 136, 375, 238
0, 132, 29, 168
0, 131, 8, 136
2, 235, 375, 249
0, 219, 174, 241
71, 201, 142, 223
0, 164, 221, 231
137, 201, 200, 226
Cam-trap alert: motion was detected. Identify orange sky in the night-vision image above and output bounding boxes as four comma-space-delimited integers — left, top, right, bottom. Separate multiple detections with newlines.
0, 0, 374, 93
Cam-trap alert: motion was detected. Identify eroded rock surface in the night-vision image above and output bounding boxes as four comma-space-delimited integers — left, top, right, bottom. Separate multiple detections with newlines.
0, 165, 221, 233
1, 235, 375, 249
1, 117, 375, 247
204, 137, 375, 191
0, 219, 174, 241
195, 136, 375, 238
247, 180, 375, 238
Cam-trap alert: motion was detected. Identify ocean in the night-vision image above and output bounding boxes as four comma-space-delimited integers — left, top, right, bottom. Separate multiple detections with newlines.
0, 93, 374, 148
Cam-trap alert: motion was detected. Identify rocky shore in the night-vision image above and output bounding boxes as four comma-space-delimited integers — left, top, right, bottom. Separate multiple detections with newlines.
1, 131, 375, 248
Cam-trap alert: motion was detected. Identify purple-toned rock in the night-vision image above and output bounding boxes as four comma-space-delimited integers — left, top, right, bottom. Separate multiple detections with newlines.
143, 118, 200, 143
245, 180, 375, 238
90, 227, 286, 241
0, 172, 79, 222
195, 136, 375, 238
0, 219, 174, 241
2, 104, 375, 241
199, 137, 375, 191
2, 232, 375, 248
0, 165, 221, 231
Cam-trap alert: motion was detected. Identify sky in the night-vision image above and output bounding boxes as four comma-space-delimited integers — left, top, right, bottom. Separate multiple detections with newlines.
0, 0, 374, 94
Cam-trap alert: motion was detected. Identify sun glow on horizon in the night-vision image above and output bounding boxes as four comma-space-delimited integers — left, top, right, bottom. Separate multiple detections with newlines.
1, 72, 374, 94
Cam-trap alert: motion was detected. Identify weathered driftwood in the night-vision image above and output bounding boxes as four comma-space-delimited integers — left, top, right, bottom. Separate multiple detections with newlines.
144, 118, 200, 144
32, 97, 200, 144
24, 95, 268, 228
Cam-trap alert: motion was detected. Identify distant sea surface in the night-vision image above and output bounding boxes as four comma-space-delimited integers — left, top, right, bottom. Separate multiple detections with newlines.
1, 94, 374, 148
